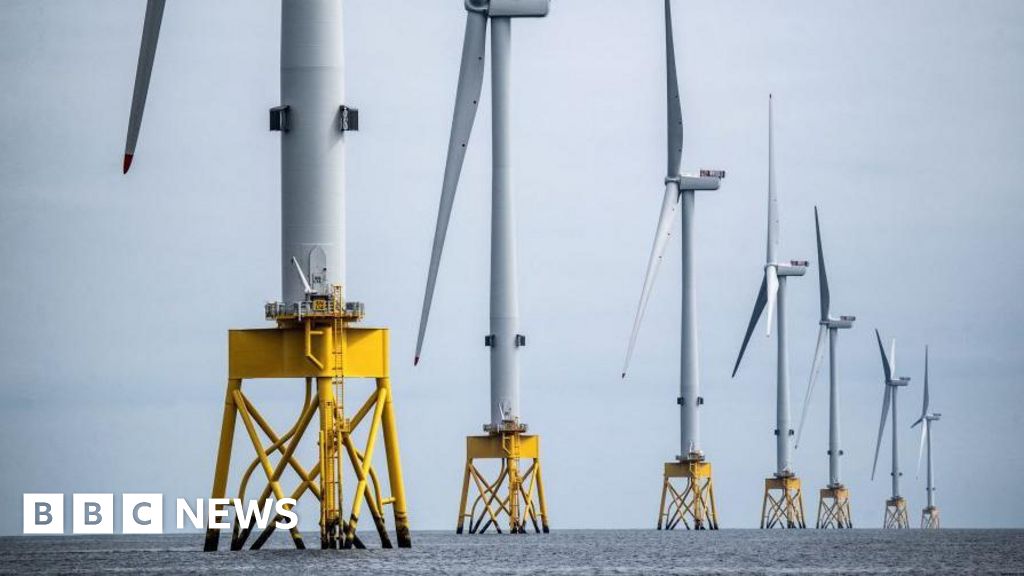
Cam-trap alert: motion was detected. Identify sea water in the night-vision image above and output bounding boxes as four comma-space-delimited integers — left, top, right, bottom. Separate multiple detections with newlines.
1, 529, 1022, 575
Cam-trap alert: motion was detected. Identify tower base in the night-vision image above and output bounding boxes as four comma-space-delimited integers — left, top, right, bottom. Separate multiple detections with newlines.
815, 485, 852, 529
456, 430, 549, 534
921, 505, 940, 529
202, 293, 411, 551
761, 475, 806, 529
657, 459, 718, 530
883, 497, 910, 529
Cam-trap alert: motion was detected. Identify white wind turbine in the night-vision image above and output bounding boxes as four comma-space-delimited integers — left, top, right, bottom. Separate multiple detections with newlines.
121, 0, 413, 551
872, 329, 912, 529
414, 0, 551, 535
794, 207, 855, 528
913, 346, 942, 528
732, 96, 808, 529
621, 0, 723, 531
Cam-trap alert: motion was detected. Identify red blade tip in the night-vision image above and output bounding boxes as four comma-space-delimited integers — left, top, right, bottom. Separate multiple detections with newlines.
414, 356, 420, 366
122, 154, 134, 174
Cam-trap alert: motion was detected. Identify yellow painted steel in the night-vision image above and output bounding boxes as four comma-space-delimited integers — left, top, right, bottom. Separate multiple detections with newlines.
884, 497, 910, 529
228, 326, 389, 380
816, 486, 853, 529
657, 459, 719, 530
203, 289, 410, 551
761, 476, 806, 529
921, 505, 940, 529
456, 432, 549, 534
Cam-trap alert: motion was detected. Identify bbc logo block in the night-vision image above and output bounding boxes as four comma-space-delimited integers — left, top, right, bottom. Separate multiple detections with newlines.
23, 493, 163, 534
122, 493, 163, 534
23, 494, 63, 534
72, 494, 114, 534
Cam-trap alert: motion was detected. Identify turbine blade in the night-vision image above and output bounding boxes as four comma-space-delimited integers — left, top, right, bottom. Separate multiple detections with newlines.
622, 182, 681, 377
890, 338, 897, 375
765, 265, 778, 337
923, 345, 930, 416
795, 324, 828, 449
664, 0, 683, 178
731, 275, 768, 377
875, 329, 892, 383
766, 94, 778, 264
414, 11, 487, 365
814, 206, 830, 322
123, 0, 167, 174
916, 420, 928, 478
871, 385, 892, 481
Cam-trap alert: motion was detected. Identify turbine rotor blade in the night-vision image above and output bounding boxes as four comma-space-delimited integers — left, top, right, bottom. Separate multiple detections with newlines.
916, 419, 928, 478
766, 94, 778, 264
795, 324, 828, 449
765, 265, 778, 337
923, 345, 930, 416
890, 339, 897, 375
123, 0, 167, 174
814, 206, 830, 322
731, 275, 768, 377
875, 329, 892, 383
622, 182, 681, 377
871, 385, 892, 481
414, 10, 488, 365
664, 0, 683, 178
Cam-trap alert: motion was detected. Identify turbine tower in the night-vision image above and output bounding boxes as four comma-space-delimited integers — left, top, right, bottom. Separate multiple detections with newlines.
414, 0, 551, 535
122, 0, 411, 550
872, 329, 912, 529
794, 207, 855, 529
732, 95, 808, 529
621, 0, 723, 531
914, 346, 941, 528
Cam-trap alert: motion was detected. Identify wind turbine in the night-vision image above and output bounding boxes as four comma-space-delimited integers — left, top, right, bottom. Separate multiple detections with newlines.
414, 0, 551, 535
731, 95, 808, 529
122, 0, 412, 550
872, 329, 911, 529
914, 346, 942, 528
621, 0, 724, 532
794, 207, 855, 529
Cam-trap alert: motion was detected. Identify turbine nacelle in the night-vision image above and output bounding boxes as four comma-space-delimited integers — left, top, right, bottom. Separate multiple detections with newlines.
772, 260, 807, 277
672, 172, 721, 192
822, 315, 855, 330
888, 376, 911, 388
465, 0, 549, 17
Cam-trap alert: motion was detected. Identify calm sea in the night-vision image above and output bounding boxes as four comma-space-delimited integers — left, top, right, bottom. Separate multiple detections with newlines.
1, 530, 1022, 575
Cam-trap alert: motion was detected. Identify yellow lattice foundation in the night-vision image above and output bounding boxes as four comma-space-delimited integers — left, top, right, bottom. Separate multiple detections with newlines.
456, 432, 549, 534
921, 506, 940, 529
657, 459, 718, 530
816, 486, 852, 529
884, 497, 910, 529
202, 291, 410, 550
761, 475, 806, 529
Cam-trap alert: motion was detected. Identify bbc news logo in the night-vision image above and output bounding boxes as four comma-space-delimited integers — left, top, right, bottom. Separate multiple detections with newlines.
23, 494, 297, 534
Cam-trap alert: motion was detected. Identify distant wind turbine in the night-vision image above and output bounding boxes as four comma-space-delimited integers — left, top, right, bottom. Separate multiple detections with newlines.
913, 346, 942, 528
732, 95, 808, 530
795, 207, 855, 529
622, 0, 724, 531
872, 329, 912, 529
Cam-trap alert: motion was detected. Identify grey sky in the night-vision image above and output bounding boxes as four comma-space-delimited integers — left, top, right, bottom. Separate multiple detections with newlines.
1, 0, 1022, 534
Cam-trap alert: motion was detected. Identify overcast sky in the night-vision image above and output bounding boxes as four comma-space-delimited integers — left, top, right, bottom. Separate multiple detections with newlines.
1, 0, 1022, 534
